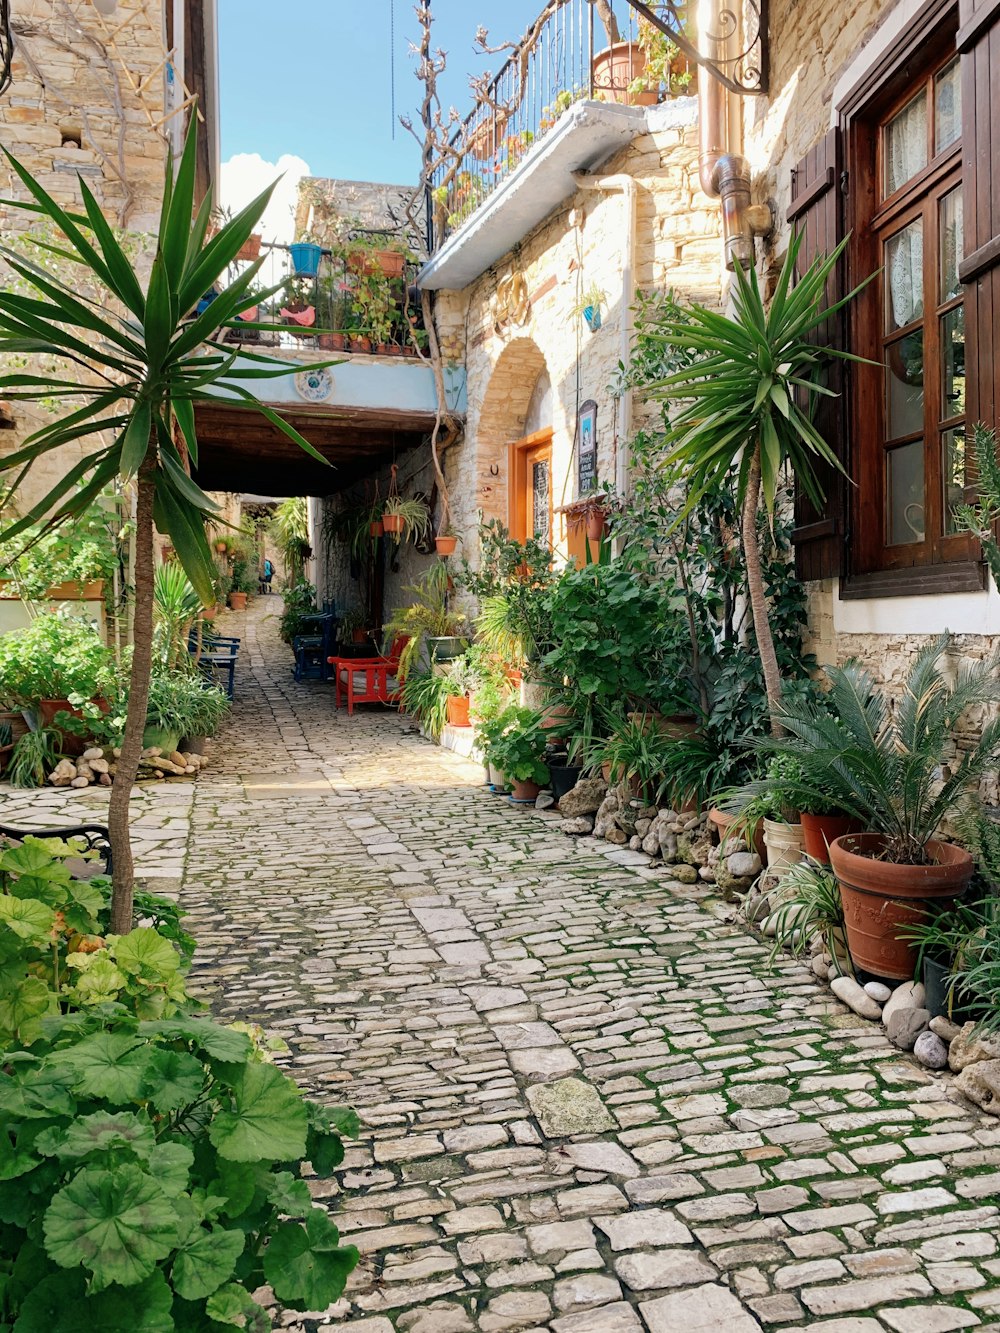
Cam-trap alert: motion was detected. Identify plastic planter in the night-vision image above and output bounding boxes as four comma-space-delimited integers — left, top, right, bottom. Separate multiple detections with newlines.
288, 242, 322, 277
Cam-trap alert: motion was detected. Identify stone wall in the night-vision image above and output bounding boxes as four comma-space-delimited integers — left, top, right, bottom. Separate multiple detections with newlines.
439, 99, 722, 571
0, 0, 174, 518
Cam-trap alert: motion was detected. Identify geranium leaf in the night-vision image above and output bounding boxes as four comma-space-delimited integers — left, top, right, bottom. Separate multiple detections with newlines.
43, 1163, 180, 1289
205, 1281, 272, 1331
111, 926, 181, 980
68, 957, 127, 1005
52, 1110, 155, 1161
171, 1223, 245, 1300
265, 1170, 313, 1216
0, 976, 52, 1038
55, 1032, 152, 1102
138, 1016, 252, 1062
262, 1209, 358, 1310
14, 1267, 174, 1332
208, 1063, 307, 1164
141, 1047, 205, 1113
0, 894, 55, 940
141, 1140, 194, 1198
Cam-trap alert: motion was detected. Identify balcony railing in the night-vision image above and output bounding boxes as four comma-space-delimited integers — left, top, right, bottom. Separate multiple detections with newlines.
429, 0, 692, 247
210, 231, 426, 358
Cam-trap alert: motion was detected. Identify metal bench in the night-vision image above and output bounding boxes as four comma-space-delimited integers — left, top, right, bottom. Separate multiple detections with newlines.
0, 822, 112, 875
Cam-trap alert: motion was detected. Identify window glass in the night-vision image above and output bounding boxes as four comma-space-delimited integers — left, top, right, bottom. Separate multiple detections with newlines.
886, 218, 924, 330
943, 428, 966, 533
887, 440, 926, 545
886, 330, 925, 439
935, 58, 961, 153
885, 91, 928, 196
941, 306, 966, 419
532, 459, 550, 541
939, 188, 963, 302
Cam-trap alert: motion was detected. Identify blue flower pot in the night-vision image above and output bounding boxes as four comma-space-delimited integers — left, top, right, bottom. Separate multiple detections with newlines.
289, 243, 322, 277
196, 289, 218, 316
583, 305, 601, 332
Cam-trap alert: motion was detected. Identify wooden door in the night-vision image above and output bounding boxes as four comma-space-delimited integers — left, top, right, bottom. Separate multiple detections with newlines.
509, 428, 553, 545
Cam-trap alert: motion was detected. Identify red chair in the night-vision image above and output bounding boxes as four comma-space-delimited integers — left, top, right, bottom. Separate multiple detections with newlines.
328, 636, 409, 715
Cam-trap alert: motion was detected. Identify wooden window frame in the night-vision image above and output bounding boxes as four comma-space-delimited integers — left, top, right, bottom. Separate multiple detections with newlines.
508, 428, 554, 545
848, 38, 975, 578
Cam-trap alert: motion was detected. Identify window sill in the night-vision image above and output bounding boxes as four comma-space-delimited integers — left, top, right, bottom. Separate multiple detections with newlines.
840, 562, 986, 600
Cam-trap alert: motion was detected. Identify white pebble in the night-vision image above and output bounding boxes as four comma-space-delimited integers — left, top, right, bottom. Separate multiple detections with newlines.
864, 981, 892, 1003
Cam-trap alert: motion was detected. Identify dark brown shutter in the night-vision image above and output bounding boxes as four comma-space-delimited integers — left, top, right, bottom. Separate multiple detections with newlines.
958, 0, 1000, 436
787, 126, 847, 581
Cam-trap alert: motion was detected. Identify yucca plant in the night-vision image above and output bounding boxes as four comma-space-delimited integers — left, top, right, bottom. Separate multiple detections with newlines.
653, 231, 870, 731
153, 560, 202, 669
0, 124, 330, 930
755, 635, 1000, 865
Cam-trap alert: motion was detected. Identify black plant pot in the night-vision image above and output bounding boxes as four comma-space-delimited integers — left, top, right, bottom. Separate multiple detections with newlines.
923, 955, 951, 1019
549, 763, 583, 805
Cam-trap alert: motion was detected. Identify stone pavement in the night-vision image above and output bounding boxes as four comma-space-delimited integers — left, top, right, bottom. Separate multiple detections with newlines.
3, 596, 1000, 1332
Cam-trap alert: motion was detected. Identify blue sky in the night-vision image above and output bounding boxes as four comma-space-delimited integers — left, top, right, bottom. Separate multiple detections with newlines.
217, 0, 547, 186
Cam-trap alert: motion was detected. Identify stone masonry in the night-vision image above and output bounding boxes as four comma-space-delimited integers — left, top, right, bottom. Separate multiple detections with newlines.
3, 596, 1000, 1330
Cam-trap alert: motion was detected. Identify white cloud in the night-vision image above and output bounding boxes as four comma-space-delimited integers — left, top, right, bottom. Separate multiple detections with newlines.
219, 152, 310, 246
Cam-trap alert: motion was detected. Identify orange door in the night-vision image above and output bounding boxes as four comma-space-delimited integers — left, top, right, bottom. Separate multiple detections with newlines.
509, 429, 553, 545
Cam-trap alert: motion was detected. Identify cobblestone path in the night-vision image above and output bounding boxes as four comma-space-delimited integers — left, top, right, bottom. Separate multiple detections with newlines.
4, 597, 1000, 1331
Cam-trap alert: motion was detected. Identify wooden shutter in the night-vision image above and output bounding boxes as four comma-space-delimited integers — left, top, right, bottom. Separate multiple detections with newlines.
787, 127, 848, 581
958, 0, 1000, 435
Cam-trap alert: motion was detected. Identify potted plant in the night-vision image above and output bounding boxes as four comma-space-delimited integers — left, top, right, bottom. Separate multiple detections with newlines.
382, 497, 431, 545
0, 720, 12, 776
487, 706, 549, 804
590, 1, 658, 106
338, 608, 371, 647
628, 15, 693, 101
592, 711, 677, 803
0, 613, 112, 755
399, 667, 465, 740
571, 283, 606, 334
904, 894, 999, 1021
288, 239, 323, 277
759, 639, 1000, 981
765, 857, 852, 976
384, 563, 466, 678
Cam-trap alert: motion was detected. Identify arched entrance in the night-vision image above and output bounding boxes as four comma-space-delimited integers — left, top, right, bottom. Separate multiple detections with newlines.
474, 337, 551, 531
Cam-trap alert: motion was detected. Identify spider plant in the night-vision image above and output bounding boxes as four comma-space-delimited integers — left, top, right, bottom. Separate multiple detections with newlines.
382, 496, 431, 544
903, 896, 1000, 1024
751, 635, 1000, 865
7, 727, 60, 788
591, 712, 673, 800
400, 668, 462, 740
765, 856, 850, 975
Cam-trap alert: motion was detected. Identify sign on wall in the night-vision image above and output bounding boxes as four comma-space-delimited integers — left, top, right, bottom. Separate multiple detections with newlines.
577, 399, 598, 496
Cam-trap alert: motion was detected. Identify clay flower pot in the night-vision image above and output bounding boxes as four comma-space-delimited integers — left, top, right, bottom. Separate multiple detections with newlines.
435, 535, 458, 556
510, 778, 541, 804
800, 811, 864, 864
591, 41, 658, 106
586, 509, 608, 542
229, 591, 248, 611
382, 513, 405, 536
445, 694, 471, 728
369, 519, 384, 539
829, 832, 973, 981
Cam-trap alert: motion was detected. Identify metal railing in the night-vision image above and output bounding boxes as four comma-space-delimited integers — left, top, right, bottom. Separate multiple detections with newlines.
428, 0, 691, 248
215, 232, 426, 357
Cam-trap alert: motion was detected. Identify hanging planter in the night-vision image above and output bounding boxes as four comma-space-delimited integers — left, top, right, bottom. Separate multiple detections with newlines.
382, 464, 431, 545
582, 305, 602, 332
382, 513, 405, 536
288, 242, 323, 277
369, 518, 384, 539
435, 535, 458, 556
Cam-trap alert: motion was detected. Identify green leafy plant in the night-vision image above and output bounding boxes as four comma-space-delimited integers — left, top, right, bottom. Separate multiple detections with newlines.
655, 232, 870, 729
153, 562, 202, 670
484, 706, 549, 786
383, 563, 466, 678
279, 580, 317, 643
765, 856, 850, 974
953, 422, 1000, 588
0, 836, 360, 1325
590, 712, 678, 801
6, 726, 60, 788
145, 671, 229, 741
270, 497, 310, 583
0, 613, 112, 707
0, 121, 331, 933
756, 636, 1000, 864
400, 667, 465, 740
382, 495, 431, 544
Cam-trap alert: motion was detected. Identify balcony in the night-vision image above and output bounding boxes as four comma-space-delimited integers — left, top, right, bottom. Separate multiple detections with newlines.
420, 0, 694, 290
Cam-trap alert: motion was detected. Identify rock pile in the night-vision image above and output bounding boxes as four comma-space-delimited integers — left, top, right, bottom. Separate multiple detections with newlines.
48, 745, 209, 787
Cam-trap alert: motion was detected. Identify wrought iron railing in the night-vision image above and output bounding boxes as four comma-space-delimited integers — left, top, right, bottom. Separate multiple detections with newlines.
427, 0, 768, 249
428, 0, 691, 248
215, 232, 425, 357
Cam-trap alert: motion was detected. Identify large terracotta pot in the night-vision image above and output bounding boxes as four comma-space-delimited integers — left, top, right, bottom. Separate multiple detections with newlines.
592, 42, 658, 106
829, 833, 973, 981
39, 697, 107, 757
229, 591, 247, 611
801, 811, 864, 864
446, 694, 471, 728
510, 778, 541, 803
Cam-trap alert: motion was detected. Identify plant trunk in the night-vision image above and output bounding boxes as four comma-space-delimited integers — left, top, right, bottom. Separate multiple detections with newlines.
108, 456, 156, 934
590, 0, 621, 43
741, 441, 785, 737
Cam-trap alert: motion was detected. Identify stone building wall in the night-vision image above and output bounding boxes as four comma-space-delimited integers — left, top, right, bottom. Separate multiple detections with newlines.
438, 100, 722, 572
0, 0, 176, 519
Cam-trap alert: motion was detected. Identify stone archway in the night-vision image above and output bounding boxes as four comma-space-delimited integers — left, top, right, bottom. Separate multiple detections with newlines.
474, 337, 550, 526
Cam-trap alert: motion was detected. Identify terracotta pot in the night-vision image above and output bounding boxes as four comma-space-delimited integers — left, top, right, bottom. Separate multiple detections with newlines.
229, 591, 248, 611
446, 694, 471, 728
350, 335, 372, 353
469, 110, 509, 160
0, 709, 29, 744
352, 628, 370, 645
829, 833, 973, 982
369, 519, 384, 538
201, 605, 218, 622
591, 41, 658, 106
708, 806, 767, 864
510, 778, 541, 803
318, 332, 347, 351
39, 697, 107, 757
800, 811, 865, 864
374, 248, 407, 279
541, 702, 575, 731
376, 342, 391, 356
435, 536, 458, 556
215, 541, 228, 553
586, 510, 608, 542
382, 513, 405, 536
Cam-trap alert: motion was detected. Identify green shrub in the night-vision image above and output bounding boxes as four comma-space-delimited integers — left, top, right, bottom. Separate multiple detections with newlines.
0, 837, 359, 1326
0, 614, 112, 708
485, 706, 549, 785
279, 581, 317, 643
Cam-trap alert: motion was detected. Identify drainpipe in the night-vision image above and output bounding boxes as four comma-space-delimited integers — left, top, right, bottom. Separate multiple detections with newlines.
697, 0, 771, 268
573, 172, 637, 498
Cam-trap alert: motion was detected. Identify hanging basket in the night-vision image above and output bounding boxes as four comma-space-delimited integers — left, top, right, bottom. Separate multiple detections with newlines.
369, 519, 384, 539
382, 513, 405, 536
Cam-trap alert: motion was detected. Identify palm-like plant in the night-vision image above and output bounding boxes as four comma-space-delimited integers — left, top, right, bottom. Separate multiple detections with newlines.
754, 635, 1000, 864
654, 232, 868, 731
270, 495, 310, 580
0, 125, 330, 930
153, 561, 202, 670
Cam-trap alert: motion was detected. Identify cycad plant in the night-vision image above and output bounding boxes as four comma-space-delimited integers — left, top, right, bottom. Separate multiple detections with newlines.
654, 231, 869, 730
754, 635, 1000, 865
0, 124, 330, 930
